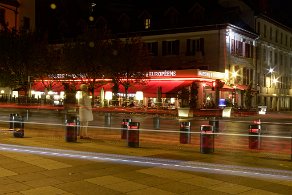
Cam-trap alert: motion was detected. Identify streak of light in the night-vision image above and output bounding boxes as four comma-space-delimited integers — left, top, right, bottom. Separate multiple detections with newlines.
0, 143, 291, 181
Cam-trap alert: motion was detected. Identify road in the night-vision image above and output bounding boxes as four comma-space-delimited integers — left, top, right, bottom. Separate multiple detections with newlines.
0, 107, 291, 194
0, 107, 290, 158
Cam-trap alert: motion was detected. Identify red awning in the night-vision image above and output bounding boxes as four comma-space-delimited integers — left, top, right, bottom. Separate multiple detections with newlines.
235, 84, 248, 90
32, 80, 193, 97
124, 80, 193, 97
221, 84, 234, 91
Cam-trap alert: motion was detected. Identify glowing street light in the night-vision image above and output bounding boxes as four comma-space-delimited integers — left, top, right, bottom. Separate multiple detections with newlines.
231, 71, 237, 78
50, 3, 57, 10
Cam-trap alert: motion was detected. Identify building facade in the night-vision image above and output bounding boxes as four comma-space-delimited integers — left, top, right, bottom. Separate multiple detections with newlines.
1, 0, 292, 111
255, 15, 292, 111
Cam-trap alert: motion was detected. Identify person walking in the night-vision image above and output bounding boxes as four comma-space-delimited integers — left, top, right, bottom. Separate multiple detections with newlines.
79, 84, 93, 139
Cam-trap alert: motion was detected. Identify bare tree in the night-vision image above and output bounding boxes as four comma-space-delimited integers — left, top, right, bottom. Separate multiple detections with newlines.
107, 37, 151, 105
0, 29, 52, 101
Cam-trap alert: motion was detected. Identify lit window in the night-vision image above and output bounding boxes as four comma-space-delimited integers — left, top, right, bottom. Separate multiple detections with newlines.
144, 18, 150, 29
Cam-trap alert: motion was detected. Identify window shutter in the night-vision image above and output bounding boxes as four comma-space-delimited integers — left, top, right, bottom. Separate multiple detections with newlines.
200, 38, 205, 56
162, 41, 166, 56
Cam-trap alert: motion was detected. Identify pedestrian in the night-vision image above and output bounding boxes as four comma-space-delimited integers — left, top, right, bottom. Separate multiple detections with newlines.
78, 84, 93, 139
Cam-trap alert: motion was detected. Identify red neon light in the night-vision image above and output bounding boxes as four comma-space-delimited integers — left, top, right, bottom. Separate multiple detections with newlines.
250, 129, 259, 133
129, 126, 139, 129
67, 123, 76, 126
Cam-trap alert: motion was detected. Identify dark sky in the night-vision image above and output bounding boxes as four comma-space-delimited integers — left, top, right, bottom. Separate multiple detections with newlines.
268, 0, 292, 28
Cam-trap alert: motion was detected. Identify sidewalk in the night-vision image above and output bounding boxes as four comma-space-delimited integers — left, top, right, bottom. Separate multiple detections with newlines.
0, 126, 291, 194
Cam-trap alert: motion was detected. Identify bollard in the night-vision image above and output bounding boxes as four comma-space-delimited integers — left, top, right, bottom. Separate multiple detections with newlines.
200, 125, 214, 154
180, 122, 191, 144
121, 118, 132, 139
153, 115, 160, 130
248, 124, 261, 149
209, 117, 219, 132
127, 122, 140, 148
9, 113, 24, 138
65, 115, 78, 142
104, 113, 111, 127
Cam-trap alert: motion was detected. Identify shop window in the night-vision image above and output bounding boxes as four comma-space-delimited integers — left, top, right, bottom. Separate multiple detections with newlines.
162, 40, 179, 56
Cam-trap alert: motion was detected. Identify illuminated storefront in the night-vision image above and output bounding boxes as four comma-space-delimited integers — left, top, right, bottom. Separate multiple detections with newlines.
29, 69, 241, 108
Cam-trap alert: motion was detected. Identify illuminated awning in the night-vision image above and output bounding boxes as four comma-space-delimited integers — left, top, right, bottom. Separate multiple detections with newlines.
235, 84, 248, 90
32, 80, 193, 98
121, 80, 193, 97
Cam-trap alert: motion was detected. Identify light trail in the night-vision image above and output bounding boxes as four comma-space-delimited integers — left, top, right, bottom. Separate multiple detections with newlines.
0, 143, 291, 181
0, 119, 292, 139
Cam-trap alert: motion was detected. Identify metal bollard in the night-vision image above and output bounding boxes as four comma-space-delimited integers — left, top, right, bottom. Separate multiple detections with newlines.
200, 125, 214, 154
127, 122, 140, 148
180, 121, 191, 144
209, 117, 219, 132
65, 115, 78, 142
248, 124, 261, 149
104, 113, 111, 127
9, 113, 24, 138
121, 118, 132, 139
153, 115, 160, 130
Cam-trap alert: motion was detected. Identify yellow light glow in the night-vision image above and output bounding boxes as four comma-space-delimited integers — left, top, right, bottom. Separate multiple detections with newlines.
89, 16, 94, 22
89, 42, 95, 47
232, 71, 237, 78
50, 3, 57, 10
105, 91, 112, 100
135, 91, 143, 101
272, 78, 278, 84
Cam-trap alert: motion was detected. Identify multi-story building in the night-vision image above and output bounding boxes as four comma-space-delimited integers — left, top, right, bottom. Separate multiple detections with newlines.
255, 14, 292, 111
2, 0, 291, 111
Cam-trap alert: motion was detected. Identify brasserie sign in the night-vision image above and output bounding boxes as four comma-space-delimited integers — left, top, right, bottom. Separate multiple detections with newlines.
147, 70, 176, 77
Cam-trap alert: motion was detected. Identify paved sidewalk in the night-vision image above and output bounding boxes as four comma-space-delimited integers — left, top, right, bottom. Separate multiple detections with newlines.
0, 104, 292, 194
0, 129, 291, 194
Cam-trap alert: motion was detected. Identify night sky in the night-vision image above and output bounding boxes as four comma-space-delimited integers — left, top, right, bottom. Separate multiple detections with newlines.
267, 0, 292, 28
